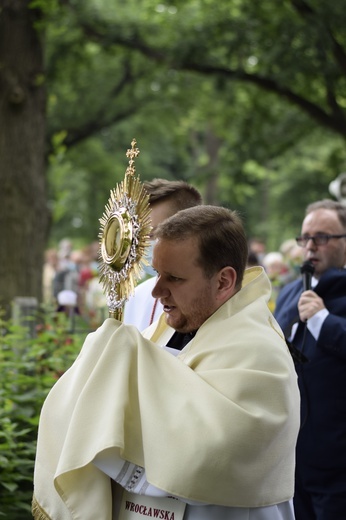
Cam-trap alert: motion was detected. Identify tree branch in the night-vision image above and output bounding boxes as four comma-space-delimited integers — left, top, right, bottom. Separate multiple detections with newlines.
289, 0, 346, 75
66, 9, 346, 138
180, 61, 346, 135
77, 18, 346, 136
62, 108, 137, 149
47, 61, 142, 151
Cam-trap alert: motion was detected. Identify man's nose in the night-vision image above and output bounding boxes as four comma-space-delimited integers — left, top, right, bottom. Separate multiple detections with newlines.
151, 277, 169, 299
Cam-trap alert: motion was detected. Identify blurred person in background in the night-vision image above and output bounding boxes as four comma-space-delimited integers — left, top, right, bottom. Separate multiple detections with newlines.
248, 237, 266, 264
123, 178, 203, 330
262, 251, 291, 312
279, 238, 304, 282
42, 248, 59, 306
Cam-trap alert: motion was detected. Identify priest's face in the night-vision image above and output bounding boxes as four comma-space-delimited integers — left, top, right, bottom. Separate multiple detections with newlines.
151, 236, 221, 333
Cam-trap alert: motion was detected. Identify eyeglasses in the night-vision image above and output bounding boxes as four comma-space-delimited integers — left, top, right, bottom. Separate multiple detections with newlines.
296, 234, 346, 247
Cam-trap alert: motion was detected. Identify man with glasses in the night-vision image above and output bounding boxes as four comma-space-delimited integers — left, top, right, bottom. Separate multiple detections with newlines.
274, 199, 346, 520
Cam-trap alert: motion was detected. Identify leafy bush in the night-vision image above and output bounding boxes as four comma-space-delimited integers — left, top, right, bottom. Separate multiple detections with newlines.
0, 312, 85, 519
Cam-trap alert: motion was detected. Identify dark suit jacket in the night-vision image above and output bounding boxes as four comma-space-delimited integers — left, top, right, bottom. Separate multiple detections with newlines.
275, 268, 346, 469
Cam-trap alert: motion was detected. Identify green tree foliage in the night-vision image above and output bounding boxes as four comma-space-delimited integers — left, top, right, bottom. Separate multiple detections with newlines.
44, 0, 346, 245
68, 0, 346, 135
0, 313, 84, 518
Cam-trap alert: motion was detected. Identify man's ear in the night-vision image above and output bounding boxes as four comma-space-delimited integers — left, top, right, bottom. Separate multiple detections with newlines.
216, 266, 238, 302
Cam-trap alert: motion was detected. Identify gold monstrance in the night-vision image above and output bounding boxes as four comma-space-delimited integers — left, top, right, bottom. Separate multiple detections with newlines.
98, 139, 152, 320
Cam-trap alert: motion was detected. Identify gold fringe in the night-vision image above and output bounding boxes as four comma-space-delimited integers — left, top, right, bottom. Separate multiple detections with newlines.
32, 495, 52, 520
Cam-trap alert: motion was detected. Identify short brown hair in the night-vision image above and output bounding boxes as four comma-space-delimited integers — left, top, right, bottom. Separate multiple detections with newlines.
306, 199, 346, 230
143, 179, 202, 212
155, 205, 248, 289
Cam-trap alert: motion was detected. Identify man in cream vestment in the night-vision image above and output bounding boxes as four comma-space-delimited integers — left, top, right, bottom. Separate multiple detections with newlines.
32, 206, 300, 520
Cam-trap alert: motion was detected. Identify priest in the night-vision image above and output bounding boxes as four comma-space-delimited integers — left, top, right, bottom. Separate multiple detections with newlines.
32, 205, 300, 520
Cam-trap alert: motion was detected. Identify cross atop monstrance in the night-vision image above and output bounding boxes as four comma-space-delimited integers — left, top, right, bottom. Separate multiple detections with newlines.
125, 139, 140, 177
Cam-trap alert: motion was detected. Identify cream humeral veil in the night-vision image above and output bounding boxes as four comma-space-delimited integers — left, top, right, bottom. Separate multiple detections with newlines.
32, 267, 300, 519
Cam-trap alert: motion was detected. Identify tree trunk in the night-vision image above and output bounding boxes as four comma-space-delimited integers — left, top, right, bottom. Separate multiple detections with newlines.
0, 0, 49, 316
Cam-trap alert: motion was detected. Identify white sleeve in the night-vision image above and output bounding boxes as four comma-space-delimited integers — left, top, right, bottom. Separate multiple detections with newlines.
307, 308, 329, 340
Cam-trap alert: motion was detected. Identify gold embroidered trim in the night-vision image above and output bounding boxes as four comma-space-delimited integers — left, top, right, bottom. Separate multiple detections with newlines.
32, 495, 52, 520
